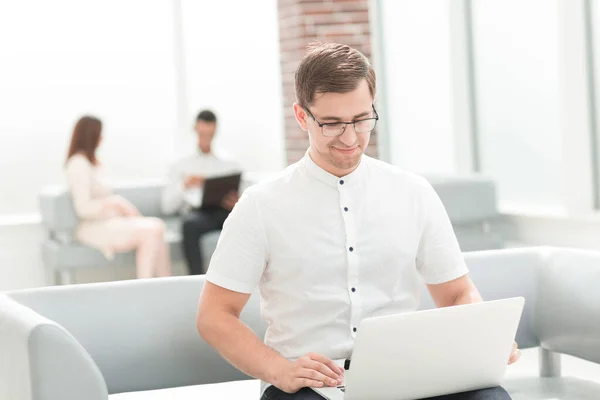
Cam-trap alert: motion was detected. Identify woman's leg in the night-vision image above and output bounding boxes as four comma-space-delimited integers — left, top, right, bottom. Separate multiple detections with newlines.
154, 220, 171, 277
134, 218, 167, 279
98, 217, 171, 279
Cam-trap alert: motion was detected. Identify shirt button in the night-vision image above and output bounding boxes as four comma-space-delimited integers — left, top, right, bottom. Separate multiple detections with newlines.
349, 247, 354, 252
353, 327, 357, 333
339, 180, 345, 185
344, 207, 348, 212
351, 287, 356, 292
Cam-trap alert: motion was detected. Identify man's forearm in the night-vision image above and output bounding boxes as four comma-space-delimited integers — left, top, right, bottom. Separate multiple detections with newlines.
161, 182, 185, 215
198, 311, 289, 386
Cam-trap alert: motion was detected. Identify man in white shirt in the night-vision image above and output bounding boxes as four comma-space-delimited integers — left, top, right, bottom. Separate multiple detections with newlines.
196, 43, 519, 399
161, 110, 241, 275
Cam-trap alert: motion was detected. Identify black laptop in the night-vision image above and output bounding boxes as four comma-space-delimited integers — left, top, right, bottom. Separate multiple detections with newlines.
200, 173, 242, 210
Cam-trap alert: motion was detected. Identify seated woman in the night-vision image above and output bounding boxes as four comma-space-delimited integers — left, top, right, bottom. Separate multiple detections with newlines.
65, 115, 171, 279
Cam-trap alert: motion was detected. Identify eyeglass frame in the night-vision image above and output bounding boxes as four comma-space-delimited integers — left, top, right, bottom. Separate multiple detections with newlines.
302, 104, 379, 137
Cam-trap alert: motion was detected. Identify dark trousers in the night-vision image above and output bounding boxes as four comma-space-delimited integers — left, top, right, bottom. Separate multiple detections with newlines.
181, 207, 230, 275
261, 385, 511, 400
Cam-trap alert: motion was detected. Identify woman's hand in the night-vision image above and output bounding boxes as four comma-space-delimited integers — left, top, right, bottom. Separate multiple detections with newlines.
106, 195, 141, 217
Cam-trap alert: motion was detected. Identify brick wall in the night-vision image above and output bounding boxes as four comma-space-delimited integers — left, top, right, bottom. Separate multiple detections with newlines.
277, 0, 378, 165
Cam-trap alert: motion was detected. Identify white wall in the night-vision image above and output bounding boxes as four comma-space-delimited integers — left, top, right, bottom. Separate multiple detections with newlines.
380, 0, 456, 175
0, 222, 46, 291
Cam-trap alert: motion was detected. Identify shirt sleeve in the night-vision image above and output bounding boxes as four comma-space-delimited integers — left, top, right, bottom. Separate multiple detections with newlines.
205, 188, 268, 294
161, 161, 187, 215
65, 156, 110, 220
416, 181, 469, 284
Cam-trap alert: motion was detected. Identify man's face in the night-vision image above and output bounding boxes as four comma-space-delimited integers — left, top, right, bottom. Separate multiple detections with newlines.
194, 121, 216, 153
294, 79, 374, 176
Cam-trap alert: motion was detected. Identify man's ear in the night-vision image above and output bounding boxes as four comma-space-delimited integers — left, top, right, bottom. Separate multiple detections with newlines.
292, 102, 309, 132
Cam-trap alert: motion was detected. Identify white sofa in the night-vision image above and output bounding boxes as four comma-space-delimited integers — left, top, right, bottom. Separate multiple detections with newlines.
38, 175, 502, 285
5, 247, 598, 399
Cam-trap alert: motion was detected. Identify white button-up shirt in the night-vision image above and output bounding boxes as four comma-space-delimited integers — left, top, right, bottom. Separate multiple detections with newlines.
206, 152, 468, 375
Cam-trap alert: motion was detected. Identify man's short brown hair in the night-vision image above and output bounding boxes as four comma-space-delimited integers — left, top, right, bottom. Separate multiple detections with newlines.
294, 42, 376, 107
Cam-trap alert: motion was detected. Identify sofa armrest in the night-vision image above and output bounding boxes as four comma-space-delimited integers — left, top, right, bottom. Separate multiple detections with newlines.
39, 186, 79, 233
535, 248, 600, 365
0, 294, 108, 400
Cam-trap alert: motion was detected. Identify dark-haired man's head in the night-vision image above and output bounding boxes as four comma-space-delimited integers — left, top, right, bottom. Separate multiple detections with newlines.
293, 42, 377, 177
195, 110, 217, 154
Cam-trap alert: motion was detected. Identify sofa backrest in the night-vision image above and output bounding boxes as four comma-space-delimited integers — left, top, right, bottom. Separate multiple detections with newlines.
421, 246, 600, 361
425, 175, 498, 224
464, 248, 543, 349
39, 177, 258, 238
419, 247, 542, 349
425, 175, 502, 251
8, 276, 267, 395
39, 181, 166, 236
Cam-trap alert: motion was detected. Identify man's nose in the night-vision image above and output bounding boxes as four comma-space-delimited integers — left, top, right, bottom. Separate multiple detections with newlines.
338, 124, 358, 145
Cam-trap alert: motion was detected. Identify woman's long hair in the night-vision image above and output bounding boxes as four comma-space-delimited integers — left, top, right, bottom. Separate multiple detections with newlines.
66, 116, 102, 165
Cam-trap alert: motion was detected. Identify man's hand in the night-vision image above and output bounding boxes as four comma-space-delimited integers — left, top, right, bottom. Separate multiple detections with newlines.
275, 353, 345, 394
184, 175, 205, 189
221, 191, 240, 211
508, 341, 521, 365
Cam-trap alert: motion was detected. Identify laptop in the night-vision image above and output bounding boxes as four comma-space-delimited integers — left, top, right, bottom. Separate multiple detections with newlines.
199, 173, 242, 210
312, 297, 524, 400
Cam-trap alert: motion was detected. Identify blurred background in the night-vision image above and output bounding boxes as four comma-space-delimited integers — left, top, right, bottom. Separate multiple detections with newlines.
2, 0, 600, 290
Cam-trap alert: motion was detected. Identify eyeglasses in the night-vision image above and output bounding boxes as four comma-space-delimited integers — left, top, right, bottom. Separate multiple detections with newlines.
303, 105, 379, 137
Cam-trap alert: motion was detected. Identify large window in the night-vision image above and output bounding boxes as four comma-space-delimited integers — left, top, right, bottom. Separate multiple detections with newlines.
0, 0, 284, 217
0, 1, 177, 216
380, 1, 456, 175
592, 0, 600, 208
181, 0, 285, 173
471, 0, 562, 209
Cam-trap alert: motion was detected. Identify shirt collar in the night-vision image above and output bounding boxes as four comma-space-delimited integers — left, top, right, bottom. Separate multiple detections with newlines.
301, 149, 368, 188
